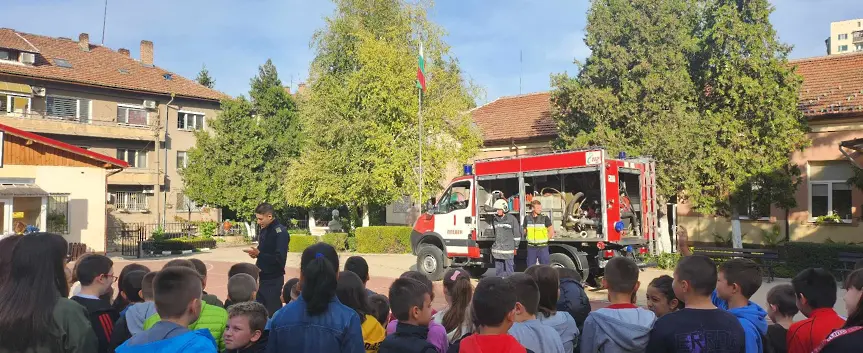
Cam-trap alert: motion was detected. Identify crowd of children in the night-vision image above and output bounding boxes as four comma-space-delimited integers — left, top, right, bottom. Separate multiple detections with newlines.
6, 231, 863, 353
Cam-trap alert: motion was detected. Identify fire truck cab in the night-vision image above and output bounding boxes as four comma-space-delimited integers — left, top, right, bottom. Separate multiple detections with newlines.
410, 148, 658, 282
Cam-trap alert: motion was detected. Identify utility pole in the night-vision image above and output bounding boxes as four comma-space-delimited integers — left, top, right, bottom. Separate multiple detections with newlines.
101, 0, 108, 45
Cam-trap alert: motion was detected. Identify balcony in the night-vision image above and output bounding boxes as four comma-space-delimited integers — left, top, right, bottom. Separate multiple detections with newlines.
108, 169, 164, 186
0, 110, 164, 142
109, 191, 150, 212
854, 30, 863, 44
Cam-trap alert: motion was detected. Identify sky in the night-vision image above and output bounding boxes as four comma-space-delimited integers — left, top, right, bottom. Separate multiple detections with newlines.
3, 0, 863, 104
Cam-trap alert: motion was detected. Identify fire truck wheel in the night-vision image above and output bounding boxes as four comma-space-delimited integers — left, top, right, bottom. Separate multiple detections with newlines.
549, 253, 577, 271
416, 245, 445, 281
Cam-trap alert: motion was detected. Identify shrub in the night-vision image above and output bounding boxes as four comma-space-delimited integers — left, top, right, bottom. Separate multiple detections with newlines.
146, 237, 217, 252
643, 252, 682, 270
197, 221, 218, 238
355, 226, 412, 254
776, 241, 863, 278
322, 233, 349, 251
290, 235, 317, 253
347, 237, 358, 252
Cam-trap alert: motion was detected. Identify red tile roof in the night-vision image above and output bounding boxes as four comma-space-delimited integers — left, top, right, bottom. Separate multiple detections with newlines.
0, 123, 128, 168
0, 28, 227, 101
793, 52, 863, 118
470, 92, 556, 144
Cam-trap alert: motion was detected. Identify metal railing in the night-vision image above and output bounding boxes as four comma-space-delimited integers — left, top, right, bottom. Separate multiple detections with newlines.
0, 110, 156, 129
110, 192, 149, 212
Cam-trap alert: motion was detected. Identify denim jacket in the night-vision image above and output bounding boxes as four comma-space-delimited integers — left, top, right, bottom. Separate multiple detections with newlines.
266, 296, 364, 353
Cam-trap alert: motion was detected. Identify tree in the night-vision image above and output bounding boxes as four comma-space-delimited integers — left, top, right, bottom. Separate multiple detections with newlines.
285, 0, 481, 226
196, 64, 215, 88
692, 0, 808, 246
181, 60, 301, 228
551, 0, 704, 202
250, 59, 281, 104
552, 0, 808, 248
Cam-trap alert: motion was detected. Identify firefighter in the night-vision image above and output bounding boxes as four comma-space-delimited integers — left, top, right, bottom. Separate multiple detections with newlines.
524, 199, 554, 266
491, 199, 521, 277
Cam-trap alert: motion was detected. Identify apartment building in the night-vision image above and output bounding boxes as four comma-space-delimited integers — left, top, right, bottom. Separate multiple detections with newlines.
826, 19, 863, 55
0, 28, 225, 226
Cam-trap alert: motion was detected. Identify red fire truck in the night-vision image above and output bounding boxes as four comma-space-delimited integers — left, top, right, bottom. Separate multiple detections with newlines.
410, 148, 658, 282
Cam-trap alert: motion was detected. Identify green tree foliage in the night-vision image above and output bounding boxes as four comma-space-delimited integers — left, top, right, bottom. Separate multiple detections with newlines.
285, 0, 481, 216
181, 60, 301, 220
552, 0, 808, 216
195, 64, 215, 89
551, 0, 704, 201
692, 0, 808, 215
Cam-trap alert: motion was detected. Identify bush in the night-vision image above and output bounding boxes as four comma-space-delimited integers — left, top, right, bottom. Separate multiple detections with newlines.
643, 252, 682, 270
322, 233, 349, 251
355, 226, 412, 254
290, 235, 317, 253
197, 221, 218, 238
776, 242, 863, 278
347, 237, 358, 252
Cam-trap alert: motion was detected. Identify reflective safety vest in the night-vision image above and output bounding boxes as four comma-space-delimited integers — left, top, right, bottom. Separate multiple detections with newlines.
525, 213, 551, 247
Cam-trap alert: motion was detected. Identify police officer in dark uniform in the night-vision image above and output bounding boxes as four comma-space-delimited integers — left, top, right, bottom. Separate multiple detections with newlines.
243, 203, 290, 316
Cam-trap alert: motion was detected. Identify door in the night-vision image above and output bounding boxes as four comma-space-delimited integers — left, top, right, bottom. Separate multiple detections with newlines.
0, 199, 12, 234
433, 180, 473, 255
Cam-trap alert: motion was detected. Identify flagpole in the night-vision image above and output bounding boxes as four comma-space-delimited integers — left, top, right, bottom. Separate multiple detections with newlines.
418, 83, 423, 211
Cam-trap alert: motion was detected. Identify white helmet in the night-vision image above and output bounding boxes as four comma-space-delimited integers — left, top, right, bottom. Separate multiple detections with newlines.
493, 199, 509, 211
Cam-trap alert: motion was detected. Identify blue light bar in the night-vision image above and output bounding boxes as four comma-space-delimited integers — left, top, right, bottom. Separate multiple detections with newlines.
463, 164, 473, 176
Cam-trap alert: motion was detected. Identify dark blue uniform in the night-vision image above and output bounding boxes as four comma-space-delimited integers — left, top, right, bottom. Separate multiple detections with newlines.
255, 220, 290, 316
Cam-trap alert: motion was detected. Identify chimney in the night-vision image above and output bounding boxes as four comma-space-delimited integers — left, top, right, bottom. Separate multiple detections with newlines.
78, 33, 90, 52
140, 40, 154, 66
118, 48, 130, 57
283, 86, 291, 95
297, 83, 307, 95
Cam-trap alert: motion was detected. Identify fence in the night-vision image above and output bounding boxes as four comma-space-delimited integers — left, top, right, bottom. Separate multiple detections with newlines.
110, 222, 207, 258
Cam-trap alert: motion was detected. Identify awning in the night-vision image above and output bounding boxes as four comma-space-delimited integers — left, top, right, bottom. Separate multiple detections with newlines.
839, 137, 863, 169
0, 82, 32, 95
0, 184, 49, 197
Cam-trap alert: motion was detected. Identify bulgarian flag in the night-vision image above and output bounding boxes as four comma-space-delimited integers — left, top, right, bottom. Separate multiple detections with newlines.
416, 42, 426, 91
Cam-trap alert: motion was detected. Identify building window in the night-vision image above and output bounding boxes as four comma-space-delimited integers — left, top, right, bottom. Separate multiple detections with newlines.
47, 95, 90, 122
736, 183, 771, 220
177, 151, 187, 169
117, 149, 147, 168
178, 111, 204, 131
0, 93, 31, 115
856, 43, 863, 52
0, 50, 11, 61
111, 191, 148, 211
47, 194, 69, 234
176, 192, 202, 212
839, 33, 849, 40
809, 161, 855, 222
117, 105, 148, 126
839, 45, 849, 52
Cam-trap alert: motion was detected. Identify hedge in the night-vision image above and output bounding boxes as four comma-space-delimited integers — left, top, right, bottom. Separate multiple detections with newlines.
774, 242, 863, 278
145, 238, 217, 252
355, 226, 412, 254
322, 233, 349, 251
290, 235, 317, 253
646, 242, 863, 279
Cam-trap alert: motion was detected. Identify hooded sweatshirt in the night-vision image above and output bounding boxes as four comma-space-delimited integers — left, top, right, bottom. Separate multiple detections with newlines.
712, 291, 768, 353
509, 319, 565, 353
579, 304, 656, 353
125, 302, 157, 335
537, 311, 579, 353
117, 321, 216, 353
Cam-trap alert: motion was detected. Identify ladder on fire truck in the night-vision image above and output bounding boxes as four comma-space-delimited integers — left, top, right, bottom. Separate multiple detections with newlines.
642, 161, 659, 255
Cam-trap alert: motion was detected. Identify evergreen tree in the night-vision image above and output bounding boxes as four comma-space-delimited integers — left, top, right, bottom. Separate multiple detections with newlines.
181, 60, 301, 223
692, 0, 808, 245
195, 64, 215, 88
551, 0, 704, 201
